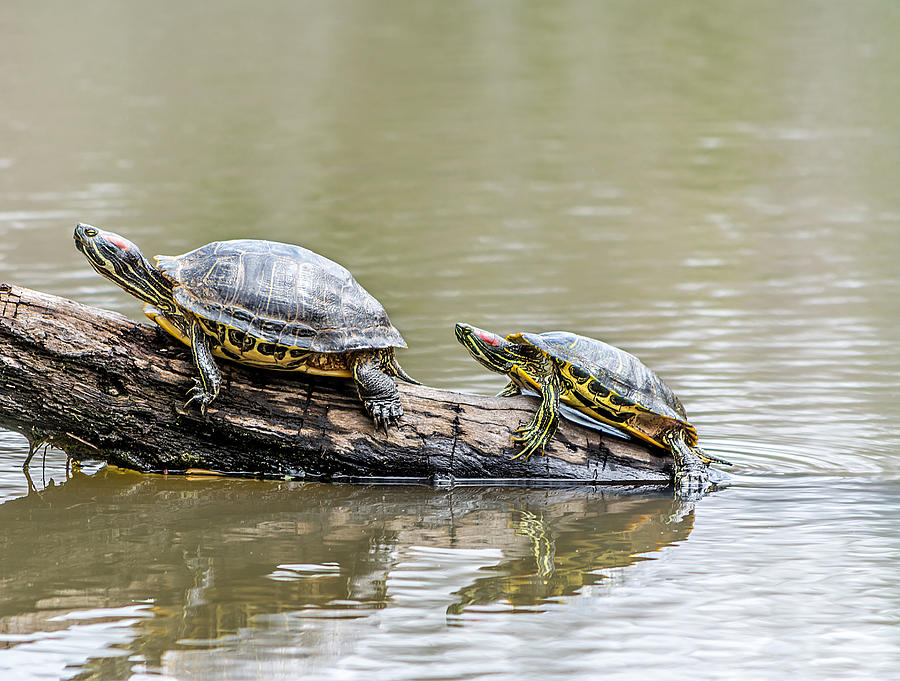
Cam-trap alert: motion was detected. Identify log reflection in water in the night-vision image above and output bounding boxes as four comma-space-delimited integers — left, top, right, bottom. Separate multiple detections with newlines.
0, 469, 694, 672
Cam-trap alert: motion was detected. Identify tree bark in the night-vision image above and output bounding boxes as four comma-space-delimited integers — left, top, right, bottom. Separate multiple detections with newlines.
0, 284, 672, 485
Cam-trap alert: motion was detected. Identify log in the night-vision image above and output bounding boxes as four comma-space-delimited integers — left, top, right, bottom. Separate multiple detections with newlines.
0, 284, 672, 485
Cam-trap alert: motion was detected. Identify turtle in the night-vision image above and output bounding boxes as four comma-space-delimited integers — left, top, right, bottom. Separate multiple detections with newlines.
454, 323, 728, 495
73, 223, 416, 429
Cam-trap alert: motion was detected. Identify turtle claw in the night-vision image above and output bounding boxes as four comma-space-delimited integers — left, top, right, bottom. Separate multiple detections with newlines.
366, 399, 403, 433
509, 447, 534, 462
512, 420, 537, 440
509, 428, 548, 462
509, 441, 543, 462
184, 380, 215, 416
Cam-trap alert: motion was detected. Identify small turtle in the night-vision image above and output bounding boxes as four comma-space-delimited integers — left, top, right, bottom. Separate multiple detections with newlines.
74, 223, 416, 429
455, 323, 726, 495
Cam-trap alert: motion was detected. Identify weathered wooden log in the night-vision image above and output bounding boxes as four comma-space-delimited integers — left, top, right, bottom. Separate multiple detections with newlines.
0, 284, 672, 485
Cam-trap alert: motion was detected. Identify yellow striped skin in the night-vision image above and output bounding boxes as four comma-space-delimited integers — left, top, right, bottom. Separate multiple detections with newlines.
144, 305, 354, 377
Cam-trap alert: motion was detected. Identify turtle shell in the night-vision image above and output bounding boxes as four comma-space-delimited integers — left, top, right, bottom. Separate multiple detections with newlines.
155, 240, 406, 353
510, 331, 696, 446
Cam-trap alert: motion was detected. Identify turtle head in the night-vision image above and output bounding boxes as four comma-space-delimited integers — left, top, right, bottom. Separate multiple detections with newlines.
455, 323, 526, 375
74, 223, 175, 311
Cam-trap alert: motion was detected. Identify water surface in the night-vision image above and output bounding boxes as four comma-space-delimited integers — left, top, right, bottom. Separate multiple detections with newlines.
1, 1, 899, 679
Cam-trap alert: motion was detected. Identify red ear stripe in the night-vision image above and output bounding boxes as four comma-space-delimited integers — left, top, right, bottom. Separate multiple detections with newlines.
476, 331, 501, 346
107, 236, 132, 251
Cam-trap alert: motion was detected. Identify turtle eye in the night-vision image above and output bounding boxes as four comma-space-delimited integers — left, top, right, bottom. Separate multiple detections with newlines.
84, 228, 98, 238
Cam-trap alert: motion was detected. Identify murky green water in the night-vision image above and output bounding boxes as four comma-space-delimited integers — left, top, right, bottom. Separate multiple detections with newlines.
2, 1, 899, 679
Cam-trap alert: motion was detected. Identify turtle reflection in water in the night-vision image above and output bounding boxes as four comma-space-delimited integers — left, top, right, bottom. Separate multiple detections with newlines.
446, 494, 695, 615
455, 323, 729, 497
74, 223, 416, 429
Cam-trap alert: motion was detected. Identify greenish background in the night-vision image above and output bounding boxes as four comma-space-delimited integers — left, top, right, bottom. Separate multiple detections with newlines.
1, 2, 898, 679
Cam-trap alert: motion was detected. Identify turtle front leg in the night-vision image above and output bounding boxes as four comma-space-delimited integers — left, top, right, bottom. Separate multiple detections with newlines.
663, 430, 711, 500
183, 318, 221, 416
510, 372, 560, 461
352, 351, 403, 432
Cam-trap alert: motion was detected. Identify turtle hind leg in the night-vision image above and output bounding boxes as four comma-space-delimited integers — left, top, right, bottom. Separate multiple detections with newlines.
510, 372, 560, 462
183, 318, 221, 415
353, 351, 403, 432
664, 430, 712, 500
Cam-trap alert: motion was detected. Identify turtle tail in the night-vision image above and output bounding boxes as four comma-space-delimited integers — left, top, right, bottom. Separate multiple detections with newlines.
386, 351, 420, 385
695, 447, 732, 466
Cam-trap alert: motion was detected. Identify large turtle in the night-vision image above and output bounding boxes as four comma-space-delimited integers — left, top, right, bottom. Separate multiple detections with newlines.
74, 223, 416, 428
454, 323, 726, 495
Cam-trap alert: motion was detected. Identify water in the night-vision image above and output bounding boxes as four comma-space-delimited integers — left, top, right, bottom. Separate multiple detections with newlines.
2, 1, 899, 678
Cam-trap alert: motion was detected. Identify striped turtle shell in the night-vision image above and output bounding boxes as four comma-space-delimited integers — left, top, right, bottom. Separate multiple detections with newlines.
511, 331, 694, 439
156, 240, 406, 353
